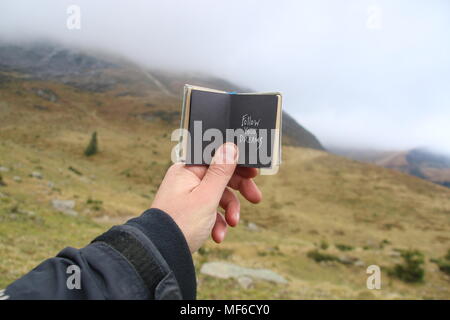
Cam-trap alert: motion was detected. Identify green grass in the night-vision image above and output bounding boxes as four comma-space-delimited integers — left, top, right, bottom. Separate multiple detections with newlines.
307, 250, 340, 263
0, 204, 109, 288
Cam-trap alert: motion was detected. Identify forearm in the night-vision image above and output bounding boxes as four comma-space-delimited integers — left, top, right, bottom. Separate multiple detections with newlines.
4, 209, 196, 300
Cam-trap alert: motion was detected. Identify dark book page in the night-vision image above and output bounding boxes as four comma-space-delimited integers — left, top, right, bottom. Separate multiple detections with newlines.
229, 94, 278, 168
187, 90, 230, 164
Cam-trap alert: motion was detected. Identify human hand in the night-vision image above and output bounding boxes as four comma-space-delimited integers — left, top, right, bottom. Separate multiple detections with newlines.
151, 143, 262, 253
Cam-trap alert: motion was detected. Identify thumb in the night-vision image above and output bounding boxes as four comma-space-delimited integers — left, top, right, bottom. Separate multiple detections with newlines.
197, 143, 238, 200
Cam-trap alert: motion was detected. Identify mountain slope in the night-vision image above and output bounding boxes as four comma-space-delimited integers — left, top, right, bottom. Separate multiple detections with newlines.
0, 42, 324, 151
332, 147, 450, 188
0, 43, 449, 299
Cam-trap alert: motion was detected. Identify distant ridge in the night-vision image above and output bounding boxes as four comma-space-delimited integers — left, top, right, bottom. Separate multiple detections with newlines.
331, 146, 450, 188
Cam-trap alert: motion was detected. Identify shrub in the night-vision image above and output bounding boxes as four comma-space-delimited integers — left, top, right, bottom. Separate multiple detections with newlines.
436, 260, 450, 276
258, 246, 283, 257
0, 173, 6, 186
388, 249, 425, 283
307, 250, 339, 263
380, 239, 391, 248
320, 240, 329, 250
270, 202, 283, 210
68, 166, 82, 176
197, 247, 233, 260
336, 243, 354, 251
86, 198, 103, 211
197, 247, 209, 256
84, 131, 98, 157
211, 248, 234, 260
431, 249, 450, 276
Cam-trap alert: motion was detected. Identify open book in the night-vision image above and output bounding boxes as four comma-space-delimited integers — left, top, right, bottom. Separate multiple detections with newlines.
178, 85, 282, 175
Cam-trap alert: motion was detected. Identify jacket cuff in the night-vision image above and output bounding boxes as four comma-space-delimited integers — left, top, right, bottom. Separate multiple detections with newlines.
125, 208, 196, 300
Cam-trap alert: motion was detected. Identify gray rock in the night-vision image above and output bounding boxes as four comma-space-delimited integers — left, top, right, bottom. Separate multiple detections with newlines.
354, 260, 365, 267
30, 171, 43, 179
338, 256, 359, 265
79, 176, 90, 183
32, 88, 58, 102
51, 199, 78, 217
26, 210, 36, 217
389, 251, 401, 257
247, 222, 260, 232
237, 276, 253, 289
364, 239, 378, 249
200, 262, 287, 284
0, 166, 9, 172
13, 176, 22, 183
0, 192, 7, 198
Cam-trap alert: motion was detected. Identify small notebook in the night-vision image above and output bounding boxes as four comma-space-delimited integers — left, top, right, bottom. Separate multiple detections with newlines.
178, 84, 282, 175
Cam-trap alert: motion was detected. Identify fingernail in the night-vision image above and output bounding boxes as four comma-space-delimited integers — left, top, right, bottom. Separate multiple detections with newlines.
215, 143, 237, 164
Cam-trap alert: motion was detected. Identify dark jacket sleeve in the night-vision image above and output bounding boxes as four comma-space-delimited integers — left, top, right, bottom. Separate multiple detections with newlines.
3, 208, 196, 300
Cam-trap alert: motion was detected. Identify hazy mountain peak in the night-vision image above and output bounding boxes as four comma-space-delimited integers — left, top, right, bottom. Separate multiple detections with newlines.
0, 41, 324, 151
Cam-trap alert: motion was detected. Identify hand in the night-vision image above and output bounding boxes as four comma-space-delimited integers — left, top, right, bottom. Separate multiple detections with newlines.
151, 143, 262, 253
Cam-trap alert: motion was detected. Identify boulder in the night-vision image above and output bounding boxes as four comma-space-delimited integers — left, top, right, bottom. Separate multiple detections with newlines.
30, 171, 43, 179
237, 276, 254, 289
247, 222, 260, 232
200, 262, 287, 284
52, 199, 78, 217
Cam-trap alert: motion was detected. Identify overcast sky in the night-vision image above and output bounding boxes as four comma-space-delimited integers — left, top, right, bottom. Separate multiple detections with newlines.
1, 0, 449, 154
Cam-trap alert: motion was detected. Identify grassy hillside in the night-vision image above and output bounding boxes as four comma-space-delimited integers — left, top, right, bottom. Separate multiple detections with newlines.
1, 72, 450, 299
331, 147, 450, 188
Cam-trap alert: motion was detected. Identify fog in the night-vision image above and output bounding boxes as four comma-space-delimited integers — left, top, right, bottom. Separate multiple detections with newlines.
1, 0, 449, 154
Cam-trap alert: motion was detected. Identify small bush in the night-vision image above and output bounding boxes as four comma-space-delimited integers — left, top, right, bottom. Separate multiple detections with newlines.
388, 249, 425, 283
197, 247, 233, 260
86, 198, 103, 211
0, 173, 6, 186
320, 240, 329, 250
307, 250, 339, 263
84, 132, 98, 157
120, 168, 132, 178
336, 243, 354, 251
445, 249, 450, 261
197, 247, 209, 256
270, 202, 283, 210
212, 248, 234, 260
68, 166, 82, 176
432, 249, 450, 276
436, 260, 450, 275
380, 239, 391, 248
258, 246, 283, 257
